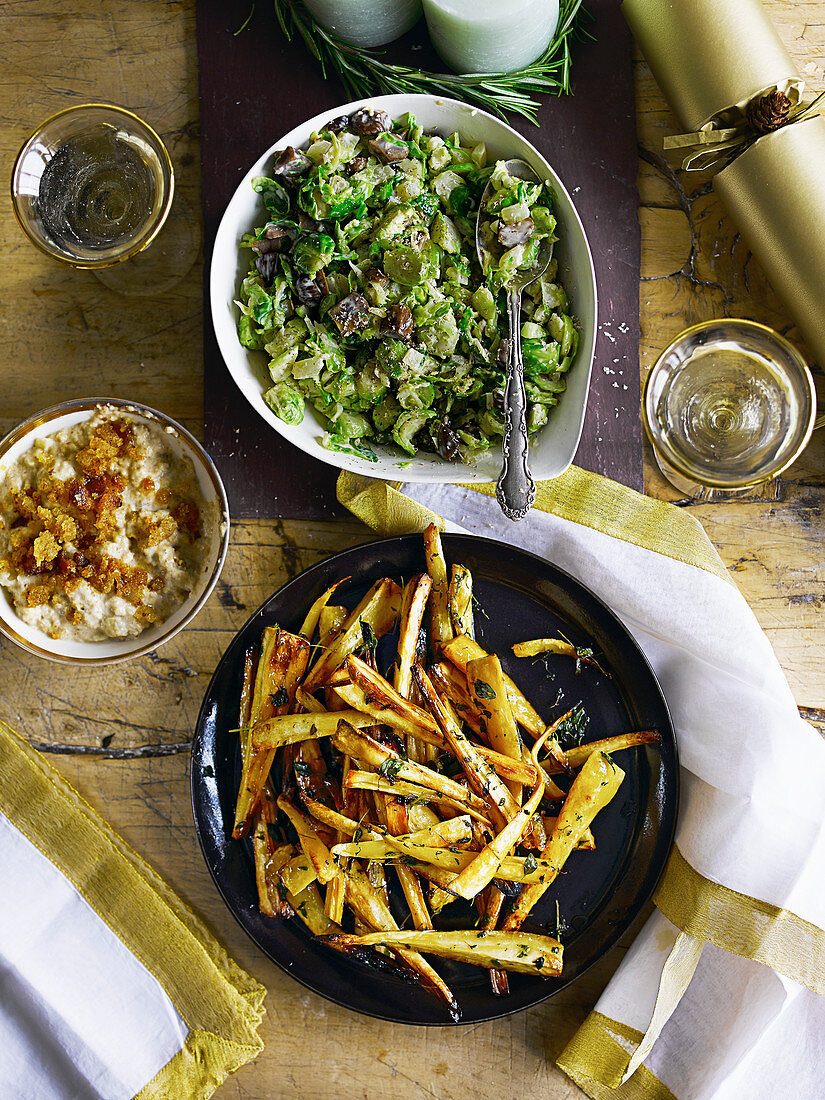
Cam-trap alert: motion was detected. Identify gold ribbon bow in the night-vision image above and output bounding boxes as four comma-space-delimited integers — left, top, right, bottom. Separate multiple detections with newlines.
664, 87, 825, 172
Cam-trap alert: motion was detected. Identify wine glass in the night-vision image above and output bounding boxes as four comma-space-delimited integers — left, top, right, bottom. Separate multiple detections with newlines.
643, 319, 817, 496
11, 103, 199, 295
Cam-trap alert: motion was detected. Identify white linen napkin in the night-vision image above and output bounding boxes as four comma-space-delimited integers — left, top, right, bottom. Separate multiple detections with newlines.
0, 721, 265, 1100
338, 470, 825, 1100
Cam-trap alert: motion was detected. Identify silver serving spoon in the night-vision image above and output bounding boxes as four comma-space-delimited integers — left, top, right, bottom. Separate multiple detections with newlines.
476, 159, 553, 521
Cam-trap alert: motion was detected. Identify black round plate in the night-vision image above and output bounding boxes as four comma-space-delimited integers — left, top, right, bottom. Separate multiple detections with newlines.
191, 534, 678, 1025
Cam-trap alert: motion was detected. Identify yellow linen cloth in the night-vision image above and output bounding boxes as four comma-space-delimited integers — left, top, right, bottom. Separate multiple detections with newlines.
338, 467, 825, 1100
0, 720, 265, 1100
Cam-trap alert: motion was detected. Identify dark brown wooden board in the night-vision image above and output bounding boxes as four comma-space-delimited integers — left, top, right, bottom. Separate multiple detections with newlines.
196, 0, 642, 518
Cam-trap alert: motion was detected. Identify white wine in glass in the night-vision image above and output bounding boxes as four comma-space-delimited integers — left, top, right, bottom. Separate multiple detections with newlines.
12, 103, 174, 270
644, 320, 816, 494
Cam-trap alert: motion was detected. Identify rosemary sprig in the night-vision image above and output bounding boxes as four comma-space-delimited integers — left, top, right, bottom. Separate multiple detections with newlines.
272, 0, 587, 125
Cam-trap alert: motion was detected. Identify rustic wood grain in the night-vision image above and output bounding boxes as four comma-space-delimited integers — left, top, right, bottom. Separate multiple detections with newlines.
0, 3, 823, 1099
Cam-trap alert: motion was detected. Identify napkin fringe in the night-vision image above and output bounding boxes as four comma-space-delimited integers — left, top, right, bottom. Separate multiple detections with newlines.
337, 467, 734, 585
0, 721, 265, 1099
654, 844, 825, 997
556, 1010, 678, 1100
133, 1029, 263, 1100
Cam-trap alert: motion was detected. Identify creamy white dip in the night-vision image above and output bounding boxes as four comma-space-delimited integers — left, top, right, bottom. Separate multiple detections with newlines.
0, 407, 215, 642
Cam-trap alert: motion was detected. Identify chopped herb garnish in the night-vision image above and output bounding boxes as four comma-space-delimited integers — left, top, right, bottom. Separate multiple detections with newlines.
533, 956, 546, 970
270, 686, 289, 707
473, 679, 497, 700
555, 703, 589, 749
377, 756, 405, 783
524, 853, 538, 874
293, 760, 311, 776
359, 620, 377, 659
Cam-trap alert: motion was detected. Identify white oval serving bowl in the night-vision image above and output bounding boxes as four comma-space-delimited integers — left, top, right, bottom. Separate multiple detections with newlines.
211, 94, 597, 483
0, 398, 230, 665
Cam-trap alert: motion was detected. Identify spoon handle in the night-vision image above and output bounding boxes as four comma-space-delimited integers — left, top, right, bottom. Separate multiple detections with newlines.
496, 287, 536, 521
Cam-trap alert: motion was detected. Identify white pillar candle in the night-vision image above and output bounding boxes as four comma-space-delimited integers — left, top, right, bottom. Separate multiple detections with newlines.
423, 0, 559, 73
302, 0, 423, 48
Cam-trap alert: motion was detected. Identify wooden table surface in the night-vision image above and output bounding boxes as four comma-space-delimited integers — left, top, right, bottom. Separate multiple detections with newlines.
1, 4, 823, 1098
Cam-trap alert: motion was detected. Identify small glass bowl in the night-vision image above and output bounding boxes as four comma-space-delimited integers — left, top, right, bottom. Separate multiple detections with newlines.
643, 319, 817, 494
11, 103, 174, 269
0, 399, 229, 666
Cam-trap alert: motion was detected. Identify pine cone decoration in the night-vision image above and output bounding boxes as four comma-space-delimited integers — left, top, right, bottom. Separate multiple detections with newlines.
747, 90, 792, 134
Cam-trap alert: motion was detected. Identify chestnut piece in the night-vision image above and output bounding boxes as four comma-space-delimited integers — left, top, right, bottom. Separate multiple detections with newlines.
250, 224, 295, 254
255, 252, 279, 285
345, 156, 369, 176
328, 292, 370, 335
350, 107, 393, 136
436, 418, 461, 462
380, 304, 414, 342
368, 134, 408, 164
325, 114, 351, 134
272, 146, 313, 176
295, 274, 323, 312
497, 217, 535, 248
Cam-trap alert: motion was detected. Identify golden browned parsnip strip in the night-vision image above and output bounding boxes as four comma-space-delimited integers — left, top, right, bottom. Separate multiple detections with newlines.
427, 661, 489, 741
332, 721, 489, 813
413, 667, 520, 827
448, 564, 475, 640
301, 798, 376, 841
233, 629, 311, 838
318, 604, 348, 645
277, 797, 337, 885
395, 864, 433, 930
479, 885, 509, 995
234, 629, 275, 831
324, 866, 346, 923
441, 635, 544, 737
394, 573, 433, 700
423, 523, 453, 648
252, 827, 292, 918
341, 864, 459, 1020
342, 771, 493, 825
307, 800, 473, 850
303, 578, 401, 690
466, 654, 522, 798
294, 687, 327, 714
442, 728, 548, 901
512, 637, 579, 659
381, 786, 432, 928
468, 745, 565, 799
341, 838, 567, 885
278, 852, 317, 896
288, 882, 342, 936
239, 646, 256, 734
250, 709, 375, 752
543, 730, 662, 773
299, 579, 347, 640
324, 930, 563, 978
503, 752, 625, 931
332, 681, 445, 745
347, 654, 442, 738
512, 635, 604, 673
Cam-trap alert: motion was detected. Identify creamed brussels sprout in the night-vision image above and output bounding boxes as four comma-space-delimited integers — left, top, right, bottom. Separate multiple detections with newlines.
235, 108, 578, 463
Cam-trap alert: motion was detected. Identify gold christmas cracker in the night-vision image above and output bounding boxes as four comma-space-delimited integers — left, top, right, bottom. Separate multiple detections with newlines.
623, 0, 825, 367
